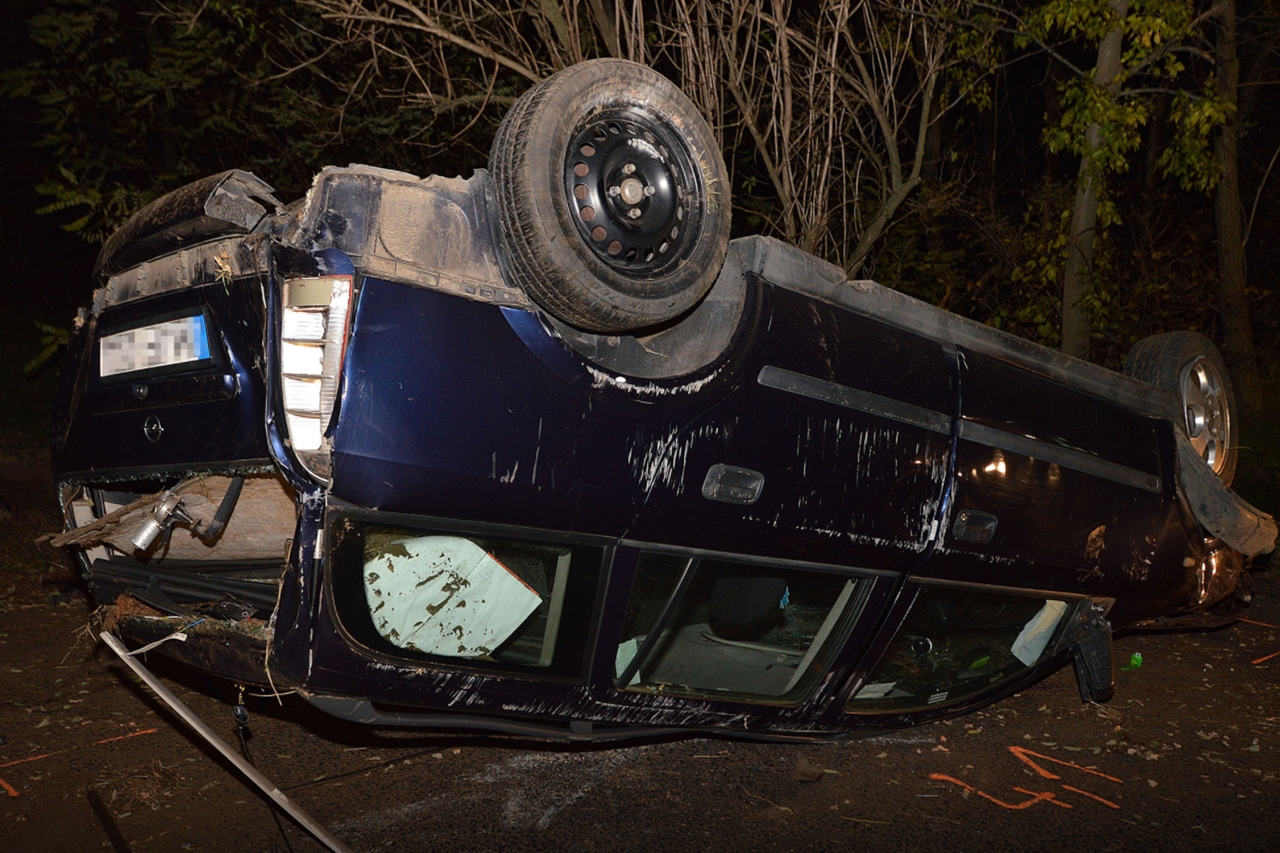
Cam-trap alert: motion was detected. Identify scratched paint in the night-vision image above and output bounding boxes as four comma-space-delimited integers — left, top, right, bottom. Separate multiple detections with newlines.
1077, 524, 1108, 583
626, 423, 723, 496
586, 364, 723, 396
1123, 534, 1158, 582
778, 414, 949, 547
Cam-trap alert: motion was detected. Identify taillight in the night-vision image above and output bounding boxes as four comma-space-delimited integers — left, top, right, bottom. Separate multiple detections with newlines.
280, 275, 352, 479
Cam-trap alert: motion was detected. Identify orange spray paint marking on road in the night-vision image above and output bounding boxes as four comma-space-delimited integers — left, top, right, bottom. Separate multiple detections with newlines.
929, 744, 1125, 812
90, 729, 159, 747
1007, 746, 1123, 783
0, 751, 61, 770
1011, 787, 1072, 808
0, 728, 158, 798
929, 774, 1071, 810
1061, 784, 1120, 809
1239, 619, 1280, 663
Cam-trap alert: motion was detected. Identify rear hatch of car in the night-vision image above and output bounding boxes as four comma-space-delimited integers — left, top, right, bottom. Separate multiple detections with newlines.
51, 172, 296, 619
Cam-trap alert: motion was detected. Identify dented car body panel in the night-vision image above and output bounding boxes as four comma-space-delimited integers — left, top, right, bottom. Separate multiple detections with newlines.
53, 161, 1275, 741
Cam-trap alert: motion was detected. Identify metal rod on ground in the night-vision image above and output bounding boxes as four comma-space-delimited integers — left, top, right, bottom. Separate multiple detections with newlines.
100, 632, 353, 853
86, 787, 134, 853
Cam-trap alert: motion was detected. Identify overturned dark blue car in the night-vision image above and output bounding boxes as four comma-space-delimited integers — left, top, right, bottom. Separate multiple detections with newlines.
51, 60, 1276, 741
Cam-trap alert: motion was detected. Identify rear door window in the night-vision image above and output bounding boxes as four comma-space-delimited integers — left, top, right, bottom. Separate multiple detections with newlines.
847, 584, 1076, 713
614, 553, 869, 704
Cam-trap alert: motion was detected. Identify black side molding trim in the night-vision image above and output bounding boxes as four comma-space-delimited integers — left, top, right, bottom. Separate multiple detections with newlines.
758, 365, 951, 435
758, 364, 1161, 493
958, 420, 1162, 494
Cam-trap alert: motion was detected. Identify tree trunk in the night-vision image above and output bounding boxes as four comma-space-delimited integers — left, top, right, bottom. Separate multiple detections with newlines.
921, 69, 945, 256
1214, 0, 1261, 408
1060, 0, 1128, 360
1139, 93, 1169, 243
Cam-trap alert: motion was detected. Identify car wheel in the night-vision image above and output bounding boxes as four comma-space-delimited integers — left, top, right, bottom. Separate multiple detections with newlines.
1123, 331, 1238, 486
489, 59, 731, 333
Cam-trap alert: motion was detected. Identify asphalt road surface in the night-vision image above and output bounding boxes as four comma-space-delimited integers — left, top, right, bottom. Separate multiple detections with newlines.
2, 576, 1278, 853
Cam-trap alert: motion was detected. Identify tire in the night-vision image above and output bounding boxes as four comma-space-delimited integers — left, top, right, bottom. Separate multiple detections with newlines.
489, 59, 731, 333
1123, 331, 1238, 486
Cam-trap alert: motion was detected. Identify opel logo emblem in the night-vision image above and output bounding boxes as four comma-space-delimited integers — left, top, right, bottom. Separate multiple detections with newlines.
143, 415, 164, 443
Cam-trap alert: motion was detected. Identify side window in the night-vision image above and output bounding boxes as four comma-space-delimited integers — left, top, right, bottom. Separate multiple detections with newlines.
846, 584, 1075, 713
328, 517, 601, 678
614, 553, 868, 704
363, 532, 570, 664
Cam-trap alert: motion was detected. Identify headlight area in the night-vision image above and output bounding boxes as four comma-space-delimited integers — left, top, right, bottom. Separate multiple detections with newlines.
278, 275, 352, 481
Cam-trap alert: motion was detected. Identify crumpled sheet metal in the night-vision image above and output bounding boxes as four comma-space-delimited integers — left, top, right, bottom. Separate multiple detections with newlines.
1176, 431, 1277, 556
294, 165, 528, 308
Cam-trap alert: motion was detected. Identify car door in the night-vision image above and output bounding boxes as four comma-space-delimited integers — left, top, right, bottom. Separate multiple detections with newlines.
624, 285, 956, 571
926, 346, 1184, 608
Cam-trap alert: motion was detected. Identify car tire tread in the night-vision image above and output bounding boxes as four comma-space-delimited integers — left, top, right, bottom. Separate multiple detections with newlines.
489, 59, 730, 333
1124, 331, 1238, 487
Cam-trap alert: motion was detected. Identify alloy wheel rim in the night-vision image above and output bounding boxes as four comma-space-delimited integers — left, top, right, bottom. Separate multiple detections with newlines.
1180, 356, 1230, 475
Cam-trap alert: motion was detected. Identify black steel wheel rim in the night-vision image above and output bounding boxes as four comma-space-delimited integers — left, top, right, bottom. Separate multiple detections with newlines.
563, 106, 705, 278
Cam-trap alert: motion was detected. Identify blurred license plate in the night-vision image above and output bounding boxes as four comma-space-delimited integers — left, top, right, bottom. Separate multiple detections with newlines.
100, 315, 211, 378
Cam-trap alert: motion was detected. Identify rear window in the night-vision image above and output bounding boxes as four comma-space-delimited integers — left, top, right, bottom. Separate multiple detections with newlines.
327, 517, 603, 679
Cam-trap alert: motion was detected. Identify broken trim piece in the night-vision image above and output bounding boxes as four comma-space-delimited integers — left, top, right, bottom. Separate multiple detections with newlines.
1063, 600, 1116, 703
96, 235, 271, 314
95, 170, 279, 281
1175, 431, 1277, 556
100, 633, 354, 853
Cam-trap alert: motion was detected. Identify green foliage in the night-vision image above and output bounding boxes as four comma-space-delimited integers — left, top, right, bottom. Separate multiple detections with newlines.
1000, 182, 1078, 346
1043, 80, 1148, 177
942, 9, 1006, 112
1027, 0, 1228, 197
23, 322, 70, 377
994, 0, 1233, 353
1, 0, 457, 243
873, 167, 1224, 367
1161, 87, 1234, 191
872, 193, 972, 309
